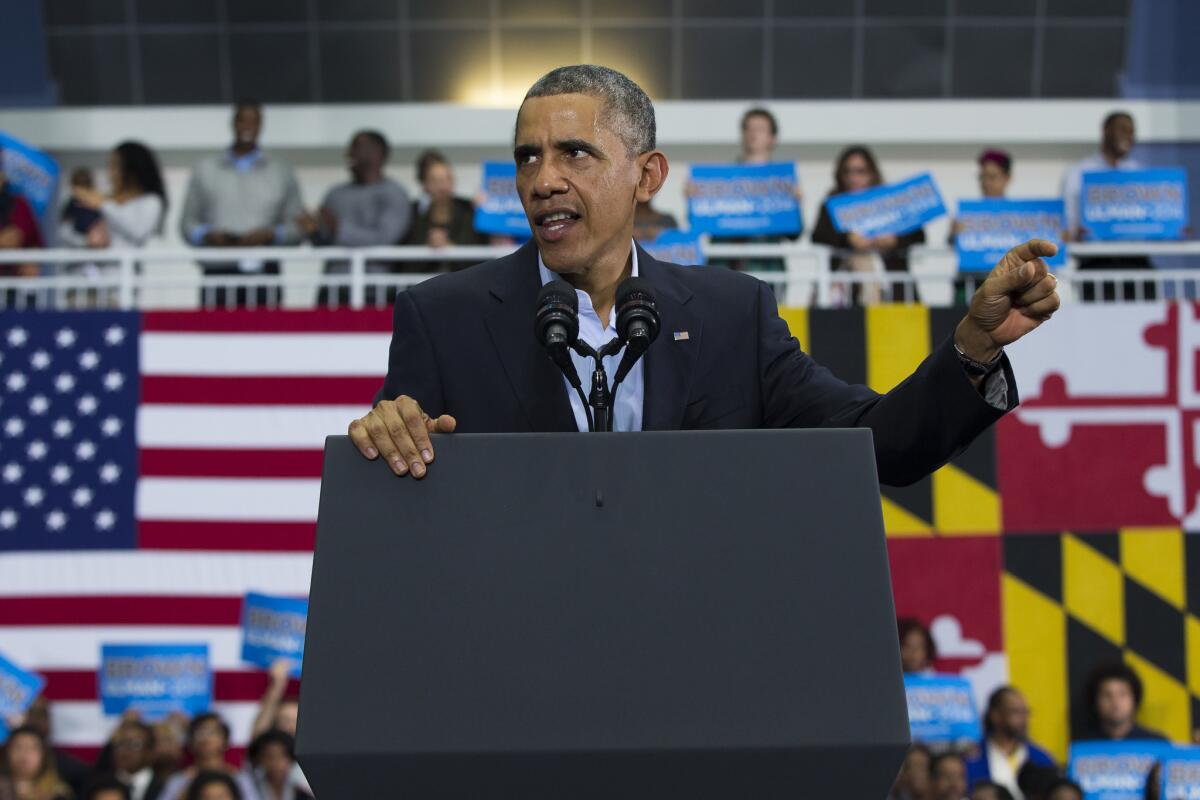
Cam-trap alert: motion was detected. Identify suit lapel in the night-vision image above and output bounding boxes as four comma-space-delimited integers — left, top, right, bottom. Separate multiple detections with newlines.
482, 242, 577, 432
638, 246, 701, 431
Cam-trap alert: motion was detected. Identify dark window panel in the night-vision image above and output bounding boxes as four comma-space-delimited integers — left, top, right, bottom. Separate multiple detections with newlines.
863, 0, 947, 16
135, 0, 218, 24
683, 0, 765, 17
229, 32, 313, 102
591, 27, 673, 100
409, 29, 491, 101
409, 0, 489, 22
773, 0, 853, 17
951, 25, 1034, 97
592, 0, 673, 19
1046, 0, 1129, 17
317, 0, 400, 22
1040, 24, 1126, 96
771, 26, 854, 98
318, 30, 404, 101
140, 33, 224, 103
955, 0, 1037, 15
44, 0, 126, 26
47, 33, 133, 104
226, 0, 307, 24
499, 0, 580, 22
499, 28, 583, 99
862, 25, 945, 97
681, 28, 763, 99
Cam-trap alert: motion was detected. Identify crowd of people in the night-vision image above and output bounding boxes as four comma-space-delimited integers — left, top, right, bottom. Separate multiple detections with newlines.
892, 618, 1170, 800
0, 102, 1161, 308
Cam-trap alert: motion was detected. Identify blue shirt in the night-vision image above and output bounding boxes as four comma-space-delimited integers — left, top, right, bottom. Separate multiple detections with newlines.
537, 243, 645, 432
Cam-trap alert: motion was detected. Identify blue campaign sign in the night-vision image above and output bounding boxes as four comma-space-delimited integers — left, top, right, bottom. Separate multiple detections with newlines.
0, 650, 45, 743
640, 230, 706, 266
903, 674, 980, 744
955, 198, 1067, 271
474, 161, 530, 237
241, 592, 308, 676
687, 162, 802, 237
1082, 168, 1189, 241
0, 131, 60, 221
99, 644, 211, 720
828, 172, 947, 237
1068, 740, 1172, 800
1163, 746, 1200, 800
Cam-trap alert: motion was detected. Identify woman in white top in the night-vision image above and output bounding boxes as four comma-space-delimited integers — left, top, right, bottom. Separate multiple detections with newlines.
58, 140, 167, 260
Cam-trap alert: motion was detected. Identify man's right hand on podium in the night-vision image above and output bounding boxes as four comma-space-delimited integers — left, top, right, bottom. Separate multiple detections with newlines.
348, 395, 457, 479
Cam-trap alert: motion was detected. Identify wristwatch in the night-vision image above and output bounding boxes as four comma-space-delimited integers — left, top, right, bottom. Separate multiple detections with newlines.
954, 342, 1003, 377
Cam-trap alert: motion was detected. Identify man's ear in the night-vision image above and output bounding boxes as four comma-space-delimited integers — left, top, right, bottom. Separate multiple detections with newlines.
634, 151, 669, 204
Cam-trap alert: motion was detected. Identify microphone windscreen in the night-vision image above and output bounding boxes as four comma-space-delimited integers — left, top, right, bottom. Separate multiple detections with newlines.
537, 280, 578, 313
615, 276, 656, 309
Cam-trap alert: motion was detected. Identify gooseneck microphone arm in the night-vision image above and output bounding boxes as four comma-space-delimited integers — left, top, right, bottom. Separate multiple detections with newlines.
609, 278, 661, 430
535, 282, 594, 432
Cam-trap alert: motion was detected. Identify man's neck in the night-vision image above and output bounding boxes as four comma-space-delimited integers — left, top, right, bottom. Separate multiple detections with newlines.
1103, 718, 1135, 739
1101, 147, 1125, 168
989, 732, 1021, 755
232, 143, 257, 157
560, 242, 632, 324
196, 754, 226, 771
354, 168, 383, 185
742, 150, 771, 164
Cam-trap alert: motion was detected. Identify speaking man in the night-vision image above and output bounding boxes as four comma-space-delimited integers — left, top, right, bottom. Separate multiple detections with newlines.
348, 65, 1060, 484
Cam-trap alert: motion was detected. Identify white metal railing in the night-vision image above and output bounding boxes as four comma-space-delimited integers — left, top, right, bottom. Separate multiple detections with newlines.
0, 241, 1196, 311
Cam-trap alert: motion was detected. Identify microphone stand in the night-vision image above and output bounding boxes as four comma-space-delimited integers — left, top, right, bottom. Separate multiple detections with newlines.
572, 339, 623, 433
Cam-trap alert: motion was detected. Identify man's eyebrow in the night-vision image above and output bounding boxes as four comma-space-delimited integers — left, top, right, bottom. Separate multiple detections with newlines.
556, 138, 603, 156
513, 143, 541, 161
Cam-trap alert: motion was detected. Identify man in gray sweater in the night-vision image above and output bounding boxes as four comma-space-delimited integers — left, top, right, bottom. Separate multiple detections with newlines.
299, 130, 412, 307
179, 101, 304, 307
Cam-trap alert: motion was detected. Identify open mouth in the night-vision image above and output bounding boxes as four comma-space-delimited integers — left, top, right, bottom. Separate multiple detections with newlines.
534, 209, 581, 243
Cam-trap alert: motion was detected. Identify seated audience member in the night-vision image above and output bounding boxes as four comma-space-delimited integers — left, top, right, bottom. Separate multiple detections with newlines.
951, 149, 1013, 304
158, 715, 256, 800
179, 101, 304, 308
1081, 661, 1167, 741
0, 152, 44, 306
181, 773, 241, 800
1060, 111, 1154, 302
17, 698, 89, 794
300, 130, 412, 307
102, 721, 163, 800
812, 145, 926, 305
80, 775, 131, 800
245, 732, 310, 800
966, 686, 1055, 799
633, 199, 678, 243
898, 617, 936, 674
891, 743, 933, 800
0, 725, 73, 800
58, 141, 167, 253
930, 751, 969, 800
970, 781, 1015, 800
402, 149, 487, 273
1042, 778, 1084, 800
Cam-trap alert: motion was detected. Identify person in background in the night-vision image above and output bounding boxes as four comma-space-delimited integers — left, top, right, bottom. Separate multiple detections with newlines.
970, 781, 1015, 800
58, 141, 167, 252
950, 150, 1014, 304
1060, 111, 1154, 302
966, 686, 1055, 800
0, 149, 44, 306
60, 168, 102, 241
180, 773, 240, 800
898, 617, 936, 674
157, 715, 256, 800
812, 145, 926, 304
12, 698, 89, 795
147, 716, 186, 785
179, 101, 304, 308
300, 129, 412, 307
633, 199, 678, 243
890, 743, 933, 800
248, 662, 307, 796
1081, 660, 1167, 741
80, 775, 131, 800
0, 725, 73, 800
402, 149, 487, 273
1042, 778, 1083, 800
244, 732, 309, 800
101, 721, 163, 800
930, 751, 969, 800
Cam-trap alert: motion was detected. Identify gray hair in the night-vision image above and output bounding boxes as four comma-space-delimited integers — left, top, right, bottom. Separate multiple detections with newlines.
522, 65, 656, 157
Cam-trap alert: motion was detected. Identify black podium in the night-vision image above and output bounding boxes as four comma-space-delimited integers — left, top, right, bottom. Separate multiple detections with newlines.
297, 430, 910, 798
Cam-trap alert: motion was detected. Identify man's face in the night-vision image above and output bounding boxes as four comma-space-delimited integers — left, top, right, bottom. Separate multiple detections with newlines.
741, 115, 776, 156
112, 726, 151, 773
347, 134, 378, 178
1096, 678, 1136, 728
191, 718, 228, 759
900, 629, 929, 673
1104, 115, 1135, 158
514, 93, 643, 276
932, 757, 967, 800
233, 106, 262, 149
992, 690, 1030, 740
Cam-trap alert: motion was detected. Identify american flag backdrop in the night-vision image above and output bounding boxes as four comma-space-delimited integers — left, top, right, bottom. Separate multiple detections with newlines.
0, 309, 394, 759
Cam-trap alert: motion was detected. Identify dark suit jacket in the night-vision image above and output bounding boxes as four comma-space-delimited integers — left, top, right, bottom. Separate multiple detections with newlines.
378, 241, 1017, 486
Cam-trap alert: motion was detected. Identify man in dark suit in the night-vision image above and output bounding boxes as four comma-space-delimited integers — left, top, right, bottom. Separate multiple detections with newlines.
348, 65, 1061, 485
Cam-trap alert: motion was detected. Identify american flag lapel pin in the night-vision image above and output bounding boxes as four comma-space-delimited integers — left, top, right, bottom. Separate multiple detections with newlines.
673, 331, 690, 341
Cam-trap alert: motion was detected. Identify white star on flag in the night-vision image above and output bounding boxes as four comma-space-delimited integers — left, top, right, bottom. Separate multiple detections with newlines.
29, 350, 51, 370
72, 486, 94, 508
102, 371, 124, 391
55, 373, 77, 393
50, 463, 72, 484
4, 417, 25, 437
28, 395, 50, 415
75, 440, 97, 461
95, 509, 116, 530
103, 326, 126, 345
79, 350, 100, 370
26, 440, 48, 461
6, 327, 28, 347
2, 462, 22, 483
99, 462, 121, 483
45, 510, 67, 531
6, 372, 28, 392
52, 418, 74, 438
101, 417, 123, 437
23, 486, 44, 507
77, 395, 98, 415
0, 508, 16, 529
55, 328, 77, 348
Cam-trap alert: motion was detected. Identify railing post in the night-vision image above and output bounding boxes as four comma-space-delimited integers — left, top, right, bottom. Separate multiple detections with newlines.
349, 250, 366, 311
813, 245, 833, 308
117, 253, 136, 310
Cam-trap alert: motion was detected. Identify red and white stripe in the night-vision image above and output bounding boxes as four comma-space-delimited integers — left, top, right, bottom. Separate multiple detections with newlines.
0, 309, 393, 758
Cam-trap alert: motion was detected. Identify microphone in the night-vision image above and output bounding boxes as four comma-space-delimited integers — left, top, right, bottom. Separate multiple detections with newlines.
534, 281, 583, 389
612, 277, 660, 387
